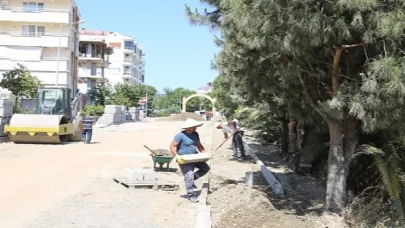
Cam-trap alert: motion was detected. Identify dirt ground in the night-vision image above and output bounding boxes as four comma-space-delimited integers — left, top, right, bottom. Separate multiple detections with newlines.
0, 118, 348, 228
208, 130, 348, 228
0, 120, 213, 228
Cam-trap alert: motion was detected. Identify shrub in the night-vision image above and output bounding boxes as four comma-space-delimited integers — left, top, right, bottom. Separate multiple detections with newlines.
83, 105, 104, 116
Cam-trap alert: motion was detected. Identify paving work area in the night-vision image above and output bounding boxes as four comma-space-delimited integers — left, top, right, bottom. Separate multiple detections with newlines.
0, 118, 347, 228
208, 130, 348, 228
0, 120, 212, 228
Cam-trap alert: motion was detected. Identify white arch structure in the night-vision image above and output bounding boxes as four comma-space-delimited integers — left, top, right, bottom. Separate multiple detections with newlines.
182, 94, 216, 113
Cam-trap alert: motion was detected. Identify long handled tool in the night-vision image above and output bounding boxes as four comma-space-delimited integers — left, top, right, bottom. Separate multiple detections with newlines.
212, 132, 235, 152
143, 145, 160, 156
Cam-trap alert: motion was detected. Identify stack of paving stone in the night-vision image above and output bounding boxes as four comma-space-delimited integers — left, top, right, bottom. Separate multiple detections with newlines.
96, 105, 126, 126
0, 99, 13, 137
128, 169, 157, 181
128, 107, 140, 121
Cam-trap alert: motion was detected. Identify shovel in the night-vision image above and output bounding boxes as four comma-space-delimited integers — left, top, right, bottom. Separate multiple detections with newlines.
143, 145, 161, 156
212, 132, 235, 152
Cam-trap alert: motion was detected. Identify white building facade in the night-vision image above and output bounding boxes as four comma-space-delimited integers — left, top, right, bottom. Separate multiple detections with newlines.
0, 0, 81, 91
197, 82, 213, 94
104, 32, 144, 86
77, 29, 109, 104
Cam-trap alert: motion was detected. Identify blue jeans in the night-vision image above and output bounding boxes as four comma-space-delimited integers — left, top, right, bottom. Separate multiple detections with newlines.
82, 129, 93, 143
179, 162, 210, 198
232, 131, 246, 157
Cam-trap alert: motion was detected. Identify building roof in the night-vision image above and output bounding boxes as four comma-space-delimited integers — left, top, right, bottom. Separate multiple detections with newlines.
79, 29, 110, 36
198, 85, 213, 90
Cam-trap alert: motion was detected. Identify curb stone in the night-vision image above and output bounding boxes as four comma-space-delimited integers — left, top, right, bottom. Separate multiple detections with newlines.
243, 142, 284, 195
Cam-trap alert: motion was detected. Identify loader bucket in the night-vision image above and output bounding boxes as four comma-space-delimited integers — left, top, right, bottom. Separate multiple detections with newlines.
4, 114, 74, 144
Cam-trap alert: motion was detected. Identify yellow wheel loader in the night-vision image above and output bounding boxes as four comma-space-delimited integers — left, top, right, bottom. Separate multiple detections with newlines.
4, 87, 84, 144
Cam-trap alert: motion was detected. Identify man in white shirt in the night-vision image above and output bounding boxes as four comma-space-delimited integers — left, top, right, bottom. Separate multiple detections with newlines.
215, 119, 246, 160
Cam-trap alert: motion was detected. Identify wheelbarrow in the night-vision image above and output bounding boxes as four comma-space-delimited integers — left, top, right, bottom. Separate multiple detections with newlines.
144, 145, 175, 172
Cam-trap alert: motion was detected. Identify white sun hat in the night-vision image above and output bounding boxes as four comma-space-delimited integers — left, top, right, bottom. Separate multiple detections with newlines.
214, 121, 223, 128
181, 118, 204, 129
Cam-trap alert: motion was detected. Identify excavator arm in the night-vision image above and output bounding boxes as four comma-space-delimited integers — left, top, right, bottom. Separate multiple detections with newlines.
71, 91, 83, 119
68, 91, 84, 142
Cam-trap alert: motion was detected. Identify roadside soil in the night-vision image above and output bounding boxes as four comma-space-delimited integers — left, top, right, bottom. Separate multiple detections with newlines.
208, 130, 348, 228
0, 120, 213, 228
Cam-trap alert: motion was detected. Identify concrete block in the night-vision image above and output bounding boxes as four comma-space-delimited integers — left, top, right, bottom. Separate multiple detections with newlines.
0, 99, 13, 107
245, 171, 254, 187
243, 142, 284, 195
0, 107, 13, 116
195, 205, 211, 228
143, 169, 157, 181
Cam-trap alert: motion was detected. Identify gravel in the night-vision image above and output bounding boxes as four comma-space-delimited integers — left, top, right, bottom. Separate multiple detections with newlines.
207, 129, 348, 228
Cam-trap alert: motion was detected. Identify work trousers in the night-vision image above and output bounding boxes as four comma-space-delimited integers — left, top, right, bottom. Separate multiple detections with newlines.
82, 129, 93, 143
179, 162, 210, 198
232, 131, 246, 157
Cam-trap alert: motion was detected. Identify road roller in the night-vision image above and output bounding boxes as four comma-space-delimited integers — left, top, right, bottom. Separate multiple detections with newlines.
4, 87, 84, 144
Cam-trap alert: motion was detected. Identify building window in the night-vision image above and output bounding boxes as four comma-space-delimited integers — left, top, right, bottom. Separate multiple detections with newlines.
23, 2, 44, 12
22, 25, 45, 36
133, 44, 137, 53
124, 41, 134, 50
37, 26, 45, 36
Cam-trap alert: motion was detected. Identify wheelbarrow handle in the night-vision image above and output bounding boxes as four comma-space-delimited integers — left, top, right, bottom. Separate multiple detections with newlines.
143, 145, 159, 156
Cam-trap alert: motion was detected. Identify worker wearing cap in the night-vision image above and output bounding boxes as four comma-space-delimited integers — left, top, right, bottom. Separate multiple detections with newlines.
170, 118, 210, 203
215, 119, 246, 160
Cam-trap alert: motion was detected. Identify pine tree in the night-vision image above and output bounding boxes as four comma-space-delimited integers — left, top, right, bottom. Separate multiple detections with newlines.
188, 0, 405, 213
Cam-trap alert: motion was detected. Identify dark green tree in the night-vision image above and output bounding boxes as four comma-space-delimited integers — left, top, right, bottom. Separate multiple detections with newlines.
187, 0, 405, 213
0, 64, 42, 108
88, 84, 113, 106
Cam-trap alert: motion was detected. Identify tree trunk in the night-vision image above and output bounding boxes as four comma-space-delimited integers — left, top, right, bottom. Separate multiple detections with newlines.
296, 121, 304, 150
281, 120, 289, 155
325, 117, 358, 213
288, 119, 298, 153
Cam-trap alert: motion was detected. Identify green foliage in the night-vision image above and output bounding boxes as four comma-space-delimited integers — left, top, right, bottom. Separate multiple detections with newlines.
13, 106, 35, 114
88, 84, 112, 106
187, 0, 405, 213
0, 64, 42, 107
234, 106, 281, 143
356, 144, 405, 219
211, 74, 239, 117
152, 87, 215, 113
83, 105, 104, 116
90, 83, 157, 109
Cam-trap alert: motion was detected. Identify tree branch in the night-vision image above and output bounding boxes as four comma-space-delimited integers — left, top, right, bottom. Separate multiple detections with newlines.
332, 47, 343, 96
297, 73, 329, 122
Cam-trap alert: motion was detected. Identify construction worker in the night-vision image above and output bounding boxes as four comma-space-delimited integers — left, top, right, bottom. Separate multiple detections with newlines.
215, 119, 246, 160
82, 114, 94, 144
170, 118, 210, 203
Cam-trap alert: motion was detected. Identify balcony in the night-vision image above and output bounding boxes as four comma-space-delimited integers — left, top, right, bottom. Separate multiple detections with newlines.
123, 43, 134, 54
0, 7, 70, 24
0, 57, 69, 72
78, 53, 109, 67
0, 32, 70, 48
78, 69, 103, 80
123, 56, 134, 66
122, 71, 134, 79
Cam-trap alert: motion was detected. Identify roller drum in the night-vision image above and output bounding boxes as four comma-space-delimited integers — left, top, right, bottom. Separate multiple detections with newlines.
5, 114, 73, 144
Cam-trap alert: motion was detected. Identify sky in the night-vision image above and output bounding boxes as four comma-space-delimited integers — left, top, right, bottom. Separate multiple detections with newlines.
75, 0, 220, 93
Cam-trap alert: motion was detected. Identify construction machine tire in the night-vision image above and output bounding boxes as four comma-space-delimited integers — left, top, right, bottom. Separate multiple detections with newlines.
5, 114, 73, 144
68, 117, 83, 142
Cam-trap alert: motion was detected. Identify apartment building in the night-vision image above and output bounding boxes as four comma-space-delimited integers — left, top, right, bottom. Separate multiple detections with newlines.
139, 45, 145, 83
78, 29, 110, 104
0, 0, 81, 92
103, 31, 145, 86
